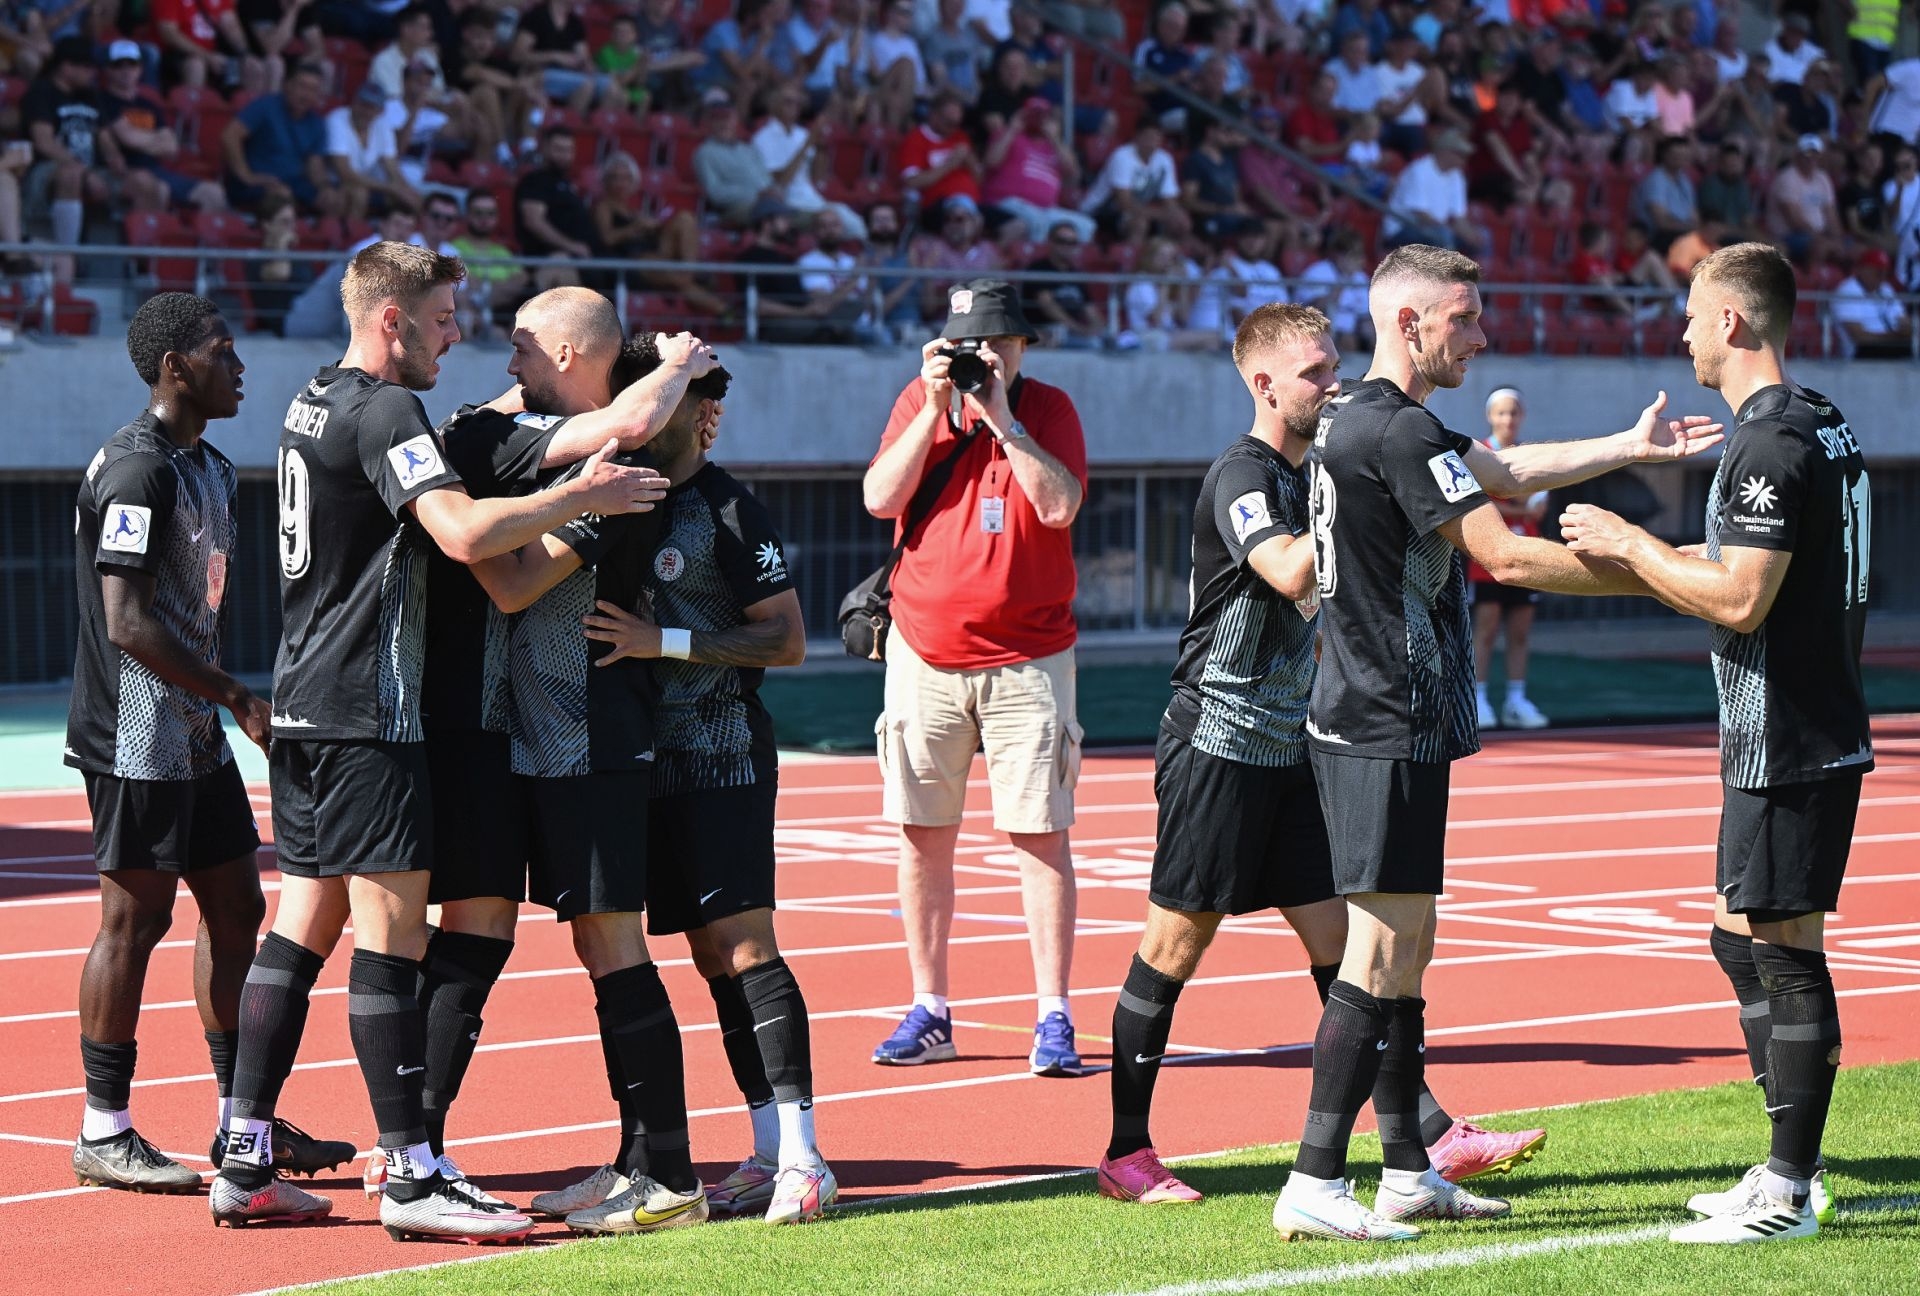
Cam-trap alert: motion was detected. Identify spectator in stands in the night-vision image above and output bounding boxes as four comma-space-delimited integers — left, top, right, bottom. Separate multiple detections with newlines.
1470, 387, 1550, 731
100, 40, 227, 214
0, 3, 57, 82
1778, 57, 1839, 144
923, 0, 987, 104
1329, 0, 1390, 60
1022, 218, 1104, 349
1218, 222, 1285, 328
1135, 3, 1197, 129
1605, 59, 1660, 135
369, 5, 440, 97
1865, 55, 1920, 153
1762, 13, 1823, 87
386, 58, 469, 188
1630, 135, 1699, 254
1242, 102, 1331, 224
1849, 0, 1901, 87
1339, 111, 1389, 197
1079, 116, 1184, 244
694, 96, 781, 225
1884, 145, 1920, 284
861, 199, 924, 336
1697, 140, 1759, 245
1196, 12, 1251, 108
1038, 0, 1123, 46
1326, 30, 1383, 116
736, 199, 857, 342
514, 125, 595, 283
1468, 78, 1542, 209
1549, 41, 1610, 163
796, 205, 884, 340
1286, 71, 1348, 166
1567, 220, 1662, 319
1652, 54, 1695, 136
1121, 235, 1214, 350
591, 149, 731, 318
869, 0, 929, 129
1839, 140, 1889, 248
898, 87, 981, 217
1707, 19, 1746, 84
222, 61, 332, 213
451, 188, 529, 339
1376, 27, 1442, 158
0, 131, 31, 269
1506, 29, 1570, 136
981, 96, 1091, 243
444, 9, 521, 161
1297, 226, 1372, 352
698, 0, 797, 103
910, 192, 998, 321
245, 193, 315, 335
1832, 246, 1910, 358
1180, 114, 1256, 240
326, 82, 418, 220
788, 0, 867, 119
1697, 50, 1778, 171
755, 77, 868, 238
416, 188, 462, 255
241, 0, 323, 90
154, 0, 268, 93
23, 37, 117, 277
975, 41, 1041, 135
595, 13, 654, 116
515, 0, 611, 113
633, 0, 706, 111
1768, 133, 1840, 265
1382, 128, 1478, 253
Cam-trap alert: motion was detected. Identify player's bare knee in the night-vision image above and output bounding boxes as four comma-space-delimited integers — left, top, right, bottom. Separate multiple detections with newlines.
708, 909, 779, 974
571, 912, 650, 979
99, 894, 175, 952
1139, 905, 1215, 981
682, 927, 729, 979
440, 896, 518, 942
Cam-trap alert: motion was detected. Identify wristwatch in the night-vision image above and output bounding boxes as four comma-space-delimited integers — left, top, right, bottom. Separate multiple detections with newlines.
996, 420, 1030, 444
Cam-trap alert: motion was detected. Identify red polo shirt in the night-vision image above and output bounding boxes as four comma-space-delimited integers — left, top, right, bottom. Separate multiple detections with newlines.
874, 375, 1086, 669
895, 124, 982, 207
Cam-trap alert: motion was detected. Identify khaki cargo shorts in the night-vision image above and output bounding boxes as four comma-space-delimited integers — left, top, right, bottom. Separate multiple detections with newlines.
877, 633, 1083, 835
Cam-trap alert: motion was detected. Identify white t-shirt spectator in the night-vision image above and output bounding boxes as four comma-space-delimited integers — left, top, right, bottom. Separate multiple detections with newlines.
753, 119, 827, 212
1831, 275, 1907, 355
325, 106, 400, 180
1347, 137, 1382, 167
369, 45, 444, 98
1326, 58, 1383, 114
963, 0, 1010, 41
1712, 48, 1748, 83
797, 246, 869, 321
1186, 256, 1227, 335
1298, 257, 1370, 334
1762, 34, 1825, 87
1606, 79, 1660, 129
868, 30, 928, 92
1870, 59, 1920, 144
1374, 59, 1428, 125
1221, 250, 1287, 317
1080, 142, 1180, 212
382, 99, 450, 190
1385, 154, 1466, 232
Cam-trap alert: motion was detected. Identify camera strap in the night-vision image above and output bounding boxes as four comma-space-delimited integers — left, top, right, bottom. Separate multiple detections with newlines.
946, 373, 1026, 440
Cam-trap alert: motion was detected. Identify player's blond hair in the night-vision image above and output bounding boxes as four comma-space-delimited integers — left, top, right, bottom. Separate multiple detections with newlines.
1690, 241, 1796, 345
341, 240, 466, 321
1232, 303, 1333, 368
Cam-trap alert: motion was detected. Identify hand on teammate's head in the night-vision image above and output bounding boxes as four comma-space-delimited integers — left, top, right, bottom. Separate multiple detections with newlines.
654, 331, 718, 378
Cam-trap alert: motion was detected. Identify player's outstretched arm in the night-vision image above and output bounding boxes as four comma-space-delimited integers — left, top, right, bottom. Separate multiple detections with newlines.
1439, 501, 1652, 598
468, 533, 587, 614
538, 332, 718, 467
1463, 390, 1724, 498
1559, 504, 1791, 633
101, 569, 271, 752
583, 588, 807, 668
412, 440, 667, 563
1245, 532, 1317, 602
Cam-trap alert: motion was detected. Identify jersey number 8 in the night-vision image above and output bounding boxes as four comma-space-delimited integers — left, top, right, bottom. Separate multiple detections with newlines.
279, 446, 312, 579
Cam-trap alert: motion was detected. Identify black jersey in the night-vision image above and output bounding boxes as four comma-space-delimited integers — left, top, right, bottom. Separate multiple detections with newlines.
505, 450, 666, 778
1163, 436, 1319, 768
423, 405, 566, 734
1706, 385, 1874, 789
1306, 377, 1484, 763
272, 366, 463, 741
67, 414, 239, 780
645, 463, 795, 795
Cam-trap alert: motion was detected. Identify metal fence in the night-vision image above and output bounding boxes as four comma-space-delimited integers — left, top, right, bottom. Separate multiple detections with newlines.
8, 463, 1920, 688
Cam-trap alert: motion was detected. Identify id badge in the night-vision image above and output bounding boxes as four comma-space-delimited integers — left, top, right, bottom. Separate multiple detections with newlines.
980, 496, 1006, 534
206, 550, 228, 611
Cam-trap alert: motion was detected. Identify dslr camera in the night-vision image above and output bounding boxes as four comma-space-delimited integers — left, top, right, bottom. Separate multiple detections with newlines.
939, 339, 992, 394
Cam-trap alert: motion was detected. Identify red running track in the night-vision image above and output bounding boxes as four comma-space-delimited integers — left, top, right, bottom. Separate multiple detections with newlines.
3, 719, 1919, 1295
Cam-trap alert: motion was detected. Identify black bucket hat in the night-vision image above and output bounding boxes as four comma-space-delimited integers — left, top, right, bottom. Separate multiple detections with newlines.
939, 278, 1040, 342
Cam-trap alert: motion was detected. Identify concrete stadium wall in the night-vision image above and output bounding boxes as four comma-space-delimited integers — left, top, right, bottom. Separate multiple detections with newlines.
1, 337, 1916, 472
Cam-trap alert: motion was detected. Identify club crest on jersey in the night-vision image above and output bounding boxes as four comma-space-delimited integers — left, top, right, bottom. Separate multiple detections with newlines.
654, 545, 687, 582
514, 412, 564, 431
387, 434, 445, 487
1227, 490, 1273, 544
755, 541, 787, 582
1738, 475, 1777, 513
1428, 450, 1481, 503
100, 504, 152, 555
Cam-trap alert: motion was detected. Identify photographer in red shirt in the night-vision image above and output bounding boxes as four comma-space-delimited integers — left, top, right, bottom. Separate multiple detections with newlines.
861, 279, 1090, 1076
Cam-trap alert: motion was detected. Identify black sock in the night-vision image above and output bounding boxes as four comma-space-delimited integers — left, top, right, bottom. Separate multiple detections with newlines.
79, 1037, 137, 1123
230, 932, 325, 1125
1417, 1084, 1455, 1147
599, 1025, 642, 1175
1753, 941, 1840, 1185
594, 962, 696, 1194
1107, 955, 1183, 1160
418, 930, 514, 1155
708, 973, 776, 1108
345, 949, 429, 1151
1710, 926, 1772, 1089
1293, 980, 1388, 1181
1309, 962, 1340, 1004
1372, 997, 1430, 1172
739, 957, 813, 1105
205, 1030, 238, 1098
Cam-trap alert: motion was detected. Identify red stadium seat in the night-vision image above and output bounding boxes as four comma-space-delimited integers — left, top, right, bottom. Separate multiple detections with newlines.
642, 112, 702, 174
124, 211, 199, 295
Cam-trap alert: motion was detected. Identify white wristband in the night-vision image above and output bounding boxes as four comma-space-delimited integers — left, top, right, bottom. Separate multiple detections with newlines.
659, 627, 692, 660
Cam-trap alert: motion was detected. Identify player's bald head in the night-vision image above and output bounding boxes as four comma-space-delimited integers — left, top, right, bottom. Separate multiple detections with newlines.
515, 287, 623, 360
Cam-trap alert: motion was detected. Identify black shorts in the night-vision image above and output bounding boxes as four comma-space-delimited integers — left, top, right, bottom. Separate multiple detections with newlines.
522, 772, 650, 922
1309, 748, 1452, 896
1717, 775, 1862, 922
646, 780, 779, 936
270, 739, 433, 877
425, 729, 531, 905
83, 759, 260, 874
1148, 732, 1335, 916
1472, 580, 1538, 609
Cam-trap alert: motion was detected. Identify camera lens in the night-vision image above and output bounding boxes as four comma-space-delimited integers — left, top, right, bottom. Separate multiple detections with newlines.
947, 348, 989, 393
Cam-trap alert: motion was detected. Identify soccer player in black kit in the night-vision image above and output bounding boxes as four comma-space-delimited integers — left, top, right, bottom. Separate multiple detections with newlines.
66, 293, 352, 1194
1562, 243, 1870, 1244
209, 244, 665, 1240
1278, 244, 1726, 1242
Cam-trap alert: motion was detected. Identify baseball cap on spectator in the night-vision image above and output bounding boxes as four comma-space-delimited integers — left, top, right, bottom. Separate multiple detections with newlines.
943, 194, 981, 220
1797, 134, 1824, 154
940, 279, 1039, 342
106, 40, 141, 64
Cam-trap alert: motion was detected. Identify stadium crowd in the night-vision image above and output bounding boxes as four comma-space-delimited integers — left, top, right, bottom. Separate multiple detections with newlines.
0, 0, 1917, 353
